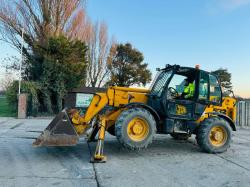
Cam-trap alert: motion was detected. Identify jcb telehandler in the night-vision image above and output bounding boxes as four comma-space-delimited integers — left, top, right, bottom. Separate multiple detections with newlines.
33, 64, 237, 162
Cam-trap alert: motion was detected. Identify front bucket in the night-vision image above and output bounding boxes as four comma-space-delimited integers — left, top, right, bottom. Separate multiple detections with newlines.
33, 109, 79, 147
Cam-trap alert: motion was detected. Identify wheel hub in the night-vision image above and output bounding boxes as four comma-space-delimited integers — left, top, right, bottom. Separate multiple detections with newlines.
127, 117, 149, 142
132, 123, 143, 135
209, 126, 227, 147
212, 131, 223, 141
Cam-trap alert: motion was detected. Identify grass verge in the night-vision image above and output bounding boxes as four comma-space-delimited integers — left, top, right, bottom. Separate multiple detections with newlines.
0, 96, 15, 117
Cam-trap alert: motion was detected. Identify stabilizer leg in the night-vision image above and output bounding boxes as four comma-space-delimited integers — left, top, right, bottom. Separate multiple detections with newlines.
87, 123, 99, 142
90, 117, 107, 163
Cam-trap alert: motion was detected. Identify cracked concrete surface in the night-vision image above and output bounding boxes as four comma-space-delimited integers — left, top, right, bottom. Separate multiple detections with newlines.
0, 118, 250, 187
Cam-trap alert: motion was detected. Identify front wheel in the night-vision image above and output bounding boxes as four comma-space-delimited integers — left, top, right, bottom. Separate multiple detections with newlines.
196, 117, 232, 153
115, 108, 156, 150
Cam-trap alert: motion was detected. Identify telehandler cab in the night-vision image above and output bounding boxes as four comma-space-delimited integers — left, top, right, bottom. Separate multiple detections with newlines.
33, 64, 237, 162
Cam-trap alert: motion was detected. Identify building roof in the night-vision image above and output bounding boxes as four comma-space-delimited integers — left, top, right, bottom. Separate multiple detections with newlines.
69, 87, 106, 94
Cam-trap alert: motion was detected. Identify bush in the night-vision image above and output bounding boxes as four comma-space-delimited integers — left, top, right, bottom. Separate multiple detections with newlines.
6, 81, 40, 116
5, 36, 88, 116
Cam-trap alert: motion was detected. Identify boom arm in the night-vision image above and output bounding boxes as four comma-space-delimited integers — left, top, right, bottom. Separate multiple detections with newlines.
71, 86, 149, 134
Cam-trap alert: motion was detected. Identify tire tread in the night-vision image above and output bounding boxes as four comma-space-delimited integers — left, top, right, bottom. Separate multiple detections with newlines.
115, 108, 156, 150
196, 117, 232, 153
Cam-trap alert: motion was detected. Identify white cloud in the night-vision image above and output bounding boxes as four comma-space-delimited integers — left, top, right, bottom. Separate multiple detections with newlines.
220, 0, 250, 10
206, 0, 250, 15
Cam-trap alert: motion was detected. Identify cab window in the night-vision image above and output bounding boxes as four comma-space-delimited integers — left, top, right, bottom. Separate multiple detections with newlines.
168, 74, 187, 95
167, 73, 196, 100
198, 71, 209, 101
151, 70, 172, 97
209, 75, 222, 104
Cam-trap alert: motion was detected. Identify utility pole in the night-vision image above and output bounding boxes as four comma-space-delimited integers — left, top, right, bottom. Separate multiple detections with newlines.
18, 28, 24, 95
17, 28, 27, 119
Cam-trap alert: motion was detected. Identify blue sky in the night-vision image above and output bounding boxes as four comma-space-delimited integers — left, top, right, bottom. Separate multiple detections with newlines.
1, 0, 250, 97
86, 0, 250, 97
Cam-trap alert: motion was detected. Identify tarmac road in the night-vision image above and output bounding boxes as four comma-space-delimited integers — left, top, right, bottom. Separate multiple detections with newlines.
0, 118, 250, 187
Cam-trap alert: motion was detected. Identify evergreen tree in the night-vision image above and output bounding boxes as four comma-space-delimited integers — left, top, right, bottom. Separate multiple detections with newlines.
211, 68, 233, 96
109, 43, 152, 87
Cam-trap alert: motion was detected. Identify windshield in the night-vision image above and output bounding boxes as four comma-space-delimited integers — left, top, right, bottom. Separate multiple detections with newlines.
168, 74, 187, 95
150, 70, 172, 97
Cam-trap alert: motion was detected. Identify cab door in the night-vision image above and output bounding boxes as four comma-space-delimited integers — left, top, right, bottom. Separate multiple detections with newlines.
165, 70, 212, 121
208, 74, 222, 105
195, 70, 210, 118
165, 73, 198, 120
196, 72, 222, 107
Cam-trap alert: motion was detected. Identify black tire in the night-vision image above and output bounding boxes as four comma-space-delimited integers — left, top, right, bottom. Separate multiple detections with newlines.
115, 108, 156, 150
107, 125, 115, 136
170, 133, 190, 140
196, 117, 232, 153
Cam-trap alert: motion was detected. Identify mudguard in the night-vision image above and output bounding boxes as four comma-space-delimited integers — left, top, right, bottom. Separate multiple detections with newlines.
124, 102, 161, 123
207, 112, 236, 131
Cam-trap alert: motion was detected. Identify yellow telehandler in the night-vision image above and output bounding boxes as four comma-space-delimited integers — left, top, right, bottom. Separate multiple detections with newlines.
33, 64, 237, 162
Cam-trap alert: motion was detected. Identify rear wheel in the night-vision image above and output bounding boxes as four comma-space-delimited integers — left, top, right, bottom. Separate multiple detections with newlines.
115, 108, 156, 150
170, 133, 190, 140
196, 117, 232, 153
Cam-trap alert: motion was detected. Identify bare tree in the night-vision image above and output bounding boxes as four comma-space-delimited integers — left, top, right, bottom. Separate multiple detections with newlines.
0, 73, 15, 91
0, 0, 115, 88
85, 22, 116, 87
69, 16, 116, 87
0, 0, 85, 54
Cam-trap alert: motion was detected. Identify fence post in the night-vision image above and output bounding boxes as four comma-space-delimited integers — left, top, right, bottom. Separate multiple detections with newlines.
17, 94, 27, 119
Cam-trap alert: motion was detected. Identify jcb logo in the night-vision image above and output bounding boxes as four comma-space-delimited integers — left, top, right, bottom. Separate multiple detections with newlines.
176, 104, 187, 115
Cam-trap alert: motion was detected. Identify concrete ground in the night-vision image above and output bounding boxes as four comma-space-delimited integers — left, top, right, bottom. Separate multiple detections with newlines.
0, 118, 250, 187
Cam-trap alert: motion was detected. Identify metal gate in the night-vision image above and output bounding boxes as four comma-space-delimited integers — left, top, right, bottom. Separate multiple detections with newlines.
236, 101, 250, 127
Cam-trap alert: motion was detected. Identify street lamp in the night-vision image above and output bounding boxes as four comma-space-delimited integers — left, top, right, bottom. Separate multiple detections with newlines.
18, 28, 24, 95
